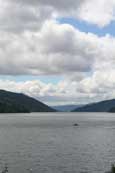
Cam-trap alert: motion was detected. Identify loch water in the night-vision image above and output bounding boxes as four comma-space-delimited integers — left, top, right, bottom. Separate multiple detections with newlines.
0, 113, 115, 173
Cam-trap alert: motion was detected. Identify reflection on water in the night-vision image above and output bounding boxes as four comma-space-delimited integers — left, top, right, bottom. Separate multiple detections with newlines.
0, 113, 115, 173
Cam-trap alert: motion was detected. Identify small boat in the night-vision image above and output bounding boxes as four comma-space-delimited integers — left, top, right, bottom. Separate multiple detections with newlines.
73, 123, 79, 126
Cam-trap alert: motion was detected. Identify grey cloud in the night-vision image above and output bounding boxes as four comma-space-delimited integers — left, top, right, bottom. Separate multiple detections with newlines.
0, 21, 114, 78
12, 0, 84, 10
0, 21, 96, 75
0, 1, 53, 32
0, 0, 114, 34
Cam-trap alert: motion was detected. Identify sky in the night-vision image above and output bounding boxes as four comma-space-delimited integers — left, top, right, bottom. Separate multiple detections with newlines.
0, 0, 115, 106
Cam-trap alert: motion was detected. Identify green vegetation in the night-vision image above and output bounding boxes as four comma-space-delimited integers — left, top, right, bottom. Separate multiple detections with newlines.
0, 90, 56, 113
111, 164, 115, 173
106, 164, 115, 173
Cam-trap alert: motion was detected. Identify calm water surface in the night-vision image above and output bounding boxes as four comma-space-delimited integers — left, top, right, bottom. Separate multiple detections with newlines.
0, 113, 115, 173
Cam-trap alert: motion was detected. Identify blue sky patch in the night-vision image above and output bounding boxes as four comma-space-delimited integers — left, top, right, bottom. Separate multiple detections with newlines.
0, 75, 63, 84
57, 17, 115, 37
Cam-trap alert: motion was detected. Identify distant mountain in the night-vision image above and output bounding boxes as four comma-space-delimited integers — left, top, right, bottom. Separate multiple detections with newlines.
52, 105, 83, 112
0, 90, 56, 113
72, 99, 115, 112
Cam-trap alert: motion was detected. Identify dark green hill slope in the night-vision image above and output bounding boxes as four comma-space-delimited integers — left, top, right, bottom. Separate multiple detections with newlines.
0, 90, 55, 113
0, 101, 29, 113
72, 99, 115, 112
109, 107, 115, 113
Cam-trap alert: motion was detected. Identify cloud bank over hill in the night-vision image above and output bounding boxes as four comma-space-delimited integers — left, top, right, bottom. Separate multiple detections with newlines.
0, 0, 115, 105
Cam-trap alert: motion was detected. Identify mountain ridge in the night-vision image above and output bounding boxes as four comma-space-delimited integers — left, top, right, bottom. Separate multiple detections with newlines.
0, 89, 56, 113
72, 99, 115, 112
